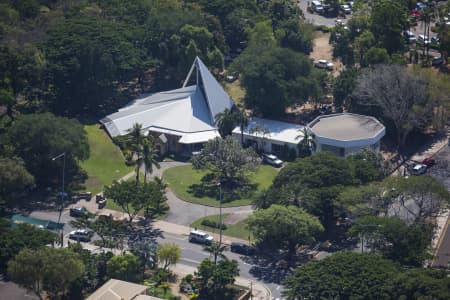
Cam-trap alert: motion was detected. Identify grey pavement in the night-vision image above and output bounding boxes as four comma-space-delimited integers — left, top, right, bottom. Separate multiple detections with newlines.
0, 280, 39, 300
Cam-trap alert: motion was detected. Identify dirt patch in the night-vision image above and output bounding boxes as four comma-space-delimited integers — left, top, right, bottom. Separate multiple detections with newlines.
310, 32, 333, 61
310, 32, 343, 77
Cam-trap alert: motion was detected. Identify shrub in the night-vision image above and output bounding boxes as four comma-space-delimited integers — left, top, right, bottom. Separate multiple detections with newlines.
201, 219, 228, 230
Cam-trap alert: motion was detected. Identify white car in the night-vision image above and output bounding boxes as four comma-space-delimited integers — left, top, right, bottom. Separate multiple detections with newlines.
69, 229, 92, 242
262, 154, 283, 168
411, 164, 427, 175
314, 59, 334, 70
404, 31, 416, 43
340, 4, 351, 14
418, 35, 430, 45
189, 230, 214, 244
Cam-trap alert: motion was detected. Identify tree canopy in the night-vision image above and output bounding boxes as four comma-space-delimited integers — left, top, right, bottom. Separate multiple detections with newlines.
284, 252, 450, 300
191, 136, 260, 190
106, 253, 142, 283
104, 180, 166, 222
231, 39, 323, 117
8, 247, 84, 299
261, 151, 385, 226
5, 112, 89, 186
0, 157, 34, 207
247, 205, 323, 256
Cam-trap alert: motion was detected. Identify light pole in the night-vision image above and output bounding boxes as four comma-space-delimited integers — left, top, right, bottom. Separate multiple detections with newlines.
217, 182, 223, 247
52, 152, 66, 247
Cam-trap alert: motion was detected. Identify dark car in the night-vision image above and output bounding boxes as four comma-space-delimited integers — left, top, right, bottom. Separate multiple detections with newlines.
230, 242, 256, 255
422, 157, 436, 167
69, 206, 89, 218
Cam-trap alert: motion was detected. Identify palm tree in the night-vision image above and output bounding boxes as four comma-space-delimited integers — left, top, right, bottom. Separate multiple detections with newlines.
215, 108, 238, 138
142, 137, 160, 183
296, 127, 316, 157
128, 123, 143, 184
236, 104, 248, 145
204, 241, 228, 265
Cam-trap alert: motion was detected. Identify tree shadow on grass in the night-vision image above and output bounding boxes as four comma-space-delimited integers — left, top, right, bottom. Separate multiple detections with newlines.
187, 173, 258, 203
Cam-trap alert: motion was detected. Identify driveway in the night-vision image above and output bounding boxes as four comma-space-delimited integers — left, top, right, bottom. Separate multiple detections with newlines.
156, 161, 253, 226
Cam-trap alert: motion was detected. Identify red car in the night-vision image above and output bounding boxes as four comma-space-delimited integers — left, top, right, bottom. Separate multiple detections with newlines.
411, 9, 421, 17
422, 157, 436, 167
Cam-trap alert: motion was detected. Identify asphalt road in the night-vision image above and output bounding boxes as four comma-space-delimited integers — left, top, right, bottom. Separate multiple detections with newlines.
427, 145, 450, 268
158, 231, 285, 300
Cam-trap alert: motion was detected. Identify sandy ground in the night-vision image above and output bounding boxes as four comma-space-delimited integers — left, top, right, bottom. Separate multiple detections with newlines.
310, 32, 343, 77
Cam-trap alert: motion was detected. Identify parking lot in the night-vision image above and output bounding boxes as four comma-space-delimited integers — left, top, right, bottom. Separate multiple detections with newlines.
298, 0, 350, 27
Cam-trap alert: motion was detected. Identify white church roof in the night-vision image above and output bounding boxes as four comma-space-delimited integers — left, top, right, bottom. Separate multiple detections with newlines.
101, 57, 234, 144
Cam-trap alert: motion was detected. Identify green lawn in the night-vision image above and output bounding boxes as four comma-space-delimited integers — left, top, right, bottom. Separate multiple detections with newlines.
80, 125, 133, 196
190, 214, 253, 241
163, 165, 277, 207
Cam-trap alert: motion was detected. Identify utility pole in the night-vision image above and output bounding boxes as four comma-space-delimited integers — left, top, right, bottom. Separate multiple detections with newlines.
218, 182, 223, 247
52, 152, 66, 247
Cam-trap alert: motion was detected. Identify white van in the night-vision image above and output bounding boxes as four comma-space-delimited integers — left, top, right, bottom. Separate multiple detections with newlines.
189, 230, 214, 244
311, 1, 324, 13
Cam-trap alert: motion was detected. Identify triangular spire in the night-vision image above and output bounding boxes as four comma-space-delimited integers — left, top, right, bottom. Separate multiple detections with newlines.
183, 57, 234, 122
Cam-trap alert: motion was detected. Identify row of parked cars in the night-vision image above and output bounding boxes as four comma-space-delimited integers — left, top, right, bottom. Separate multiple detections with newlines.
311, 1, 354, 15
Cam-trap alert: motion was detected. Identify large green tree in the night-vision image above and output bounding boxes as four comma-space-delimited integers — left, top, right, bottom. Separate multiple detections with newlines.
195, 258, 239, 300
104, 180, 165, 222
263, 151, 384, 226
0, 223, 56, 269
232, 45, 323, 117
247, 205, 323, 257
44, 16, 149, 115
284, 252, 398, 300
348, 216, 434, 266
8, 247, 84, 299
0, 157, 34, 207
157, 243, 181, 271
6, 112, 89, 186
191, 136, 260, 190
106, 253, 142, 283
370, 0, 407, 54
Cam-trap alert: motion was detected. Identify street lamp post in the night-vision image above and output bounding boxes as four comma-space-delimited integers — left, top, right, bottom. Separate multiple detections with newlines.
218, 182, 223, 247
52, 152, 66, 247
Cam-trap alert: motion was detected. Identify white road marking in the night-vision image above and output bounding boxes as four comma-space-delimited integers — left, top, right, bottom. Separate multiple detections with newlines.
180, 257, 203, 264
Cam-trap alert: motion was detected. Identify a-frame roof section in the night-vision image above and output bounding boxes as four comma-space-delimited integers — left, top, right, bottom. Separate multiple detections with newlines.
183, 56, 234, 121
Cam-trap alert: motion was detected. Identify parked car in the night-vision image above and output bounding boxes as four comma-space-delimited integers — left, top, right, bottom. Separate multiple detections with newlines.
403, 31, 416, 43
340, 4, 351, 14
418, 35, 430, 45
262, 154, 283, 168
314, 59, 334, 70
431, 36, 440, 44
189, 230, 214, 245
411, 9, 421, 18
432, 56, 443, 66
69, 229, 92, 242
311, 1, 324, 14
415, 2, 427, 10
230, 242, 256, 255
422, 157, 436, 167
411, 164, 427, 175
69, 206, 89, 218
